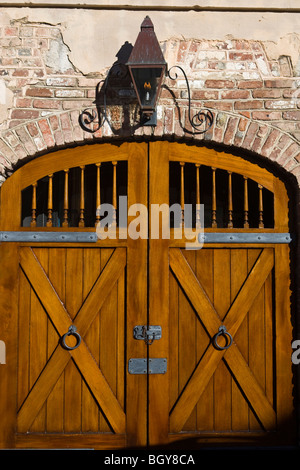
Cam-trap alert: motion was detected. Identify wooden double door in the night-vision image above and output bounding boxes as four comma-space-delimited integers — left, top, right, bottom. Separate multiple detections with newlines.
0, 141, 296, 449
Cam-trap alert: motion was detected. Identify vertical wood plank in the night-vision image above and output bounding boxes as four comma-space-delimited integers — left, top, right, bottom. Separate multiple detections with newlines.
30, 248, 48, 431
231, 249, 249, 430
46, 248, 65, 433
148, 141, 170, 446
213, 249, 231, 431
0, 244, 18, 447
180, 251, 196, 431
82, 248, 101, 432
275, 244, 295, 437
247, 249, 264, 430
65, 248, 83, 432
195, 248, 214, 431
126, 142, 148, 447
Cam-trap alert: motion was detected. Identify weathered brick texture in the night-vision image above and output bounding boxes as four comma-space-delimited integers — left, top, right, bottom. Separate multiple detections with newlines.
0, 21, 300, 184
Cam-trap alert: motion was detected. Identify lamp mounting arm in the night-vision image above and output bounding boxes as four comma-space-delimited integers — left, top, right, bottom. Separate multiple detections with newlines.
167, 65, 214, 135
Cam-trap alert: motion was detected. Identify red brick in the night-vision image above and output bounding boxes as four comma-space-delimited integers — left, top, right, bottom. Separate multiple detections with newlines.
192, 90, 219, 100
220, 90, 250, 100
5, 27, 18, 36
242, 122, 259, 149
12, 69, 29, 77
206, 101, 233, 111
283, 110, 300, 120
224, 117, 239, 145
26, 122, 39, 137
11, 109, 39, 120
237, 80, 263, 89
38, 119, 55, 147
229, 52, 253, 61
252, 89, 282, 98
252, 111, 282, 120
234, 100, 263, 110
238, 118, 249, 132
261, 129, 281, 156
264, 79, 294, 88
16, 98, 32, 108
33, 99, 60, 109
26, 87, 53, 98
205, 79, 235, 89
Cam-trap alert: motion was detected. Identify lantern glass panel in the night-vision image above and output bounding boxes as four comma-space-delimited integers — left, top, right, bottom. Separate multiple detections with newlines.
131, 67, 163, 110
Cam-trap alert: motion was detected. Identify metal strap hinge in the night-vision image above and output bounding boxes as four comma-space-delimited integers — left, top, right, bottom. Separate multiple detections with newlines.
128, 358, 167, 375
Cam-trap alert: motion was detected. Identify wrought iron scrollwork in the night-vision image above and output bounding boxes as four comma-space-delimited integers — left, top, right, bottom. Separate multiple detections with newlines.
167, 65, 214, 135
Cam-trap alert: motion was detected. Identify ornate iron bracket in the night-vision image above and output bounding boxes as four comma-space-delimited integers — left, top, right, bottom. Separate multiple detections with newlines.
167, 65, 214, 135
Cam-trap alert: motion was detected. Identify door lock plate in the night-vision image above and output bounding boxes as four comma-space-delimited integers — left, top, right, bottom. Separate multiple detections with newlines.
128, 358, 167, 375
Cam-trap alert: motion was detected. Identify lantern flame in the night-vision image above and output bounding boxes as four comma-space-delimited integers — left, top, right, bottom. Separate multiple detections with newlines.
144, 82, 151, 90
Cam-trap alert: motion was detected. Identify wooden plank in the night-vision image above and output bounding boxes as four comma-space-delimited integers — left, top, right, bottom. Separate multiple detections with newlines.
213, 249, 231, 431
195, 249, 214, 431
180, 251, 197, 431
230, 249, 249, 431
126, 142, 148, 447
148, 141, 170, 446
29, 248, 48, 432
0, 243, 19, 447
46, 248, 66, 433
82, 248, 101, 433
274, 244, 295, 437
248, 249, 265, 430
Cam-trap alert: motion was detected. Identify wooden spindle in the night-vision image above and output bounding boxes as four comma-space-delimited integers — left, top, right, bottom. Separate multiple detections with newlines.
112, 161, 117, 227
196, 164, 201, 228
95, 163, 101, 227
46, 174, 53, 227
62, 169, 69, 227
258, 184, 264, 228
30, 181, 37, 227
79, 165, 85, 227
212, 167, 217, 228
180, 162, 185, 227
228, 171, 233, 228
243, 176, 249, 228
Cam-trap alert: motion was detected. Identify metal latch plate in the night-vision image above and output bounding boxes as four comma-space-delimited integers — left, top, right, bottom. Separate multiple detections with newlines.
133, 325, 162, 341
128, 358, 167, 375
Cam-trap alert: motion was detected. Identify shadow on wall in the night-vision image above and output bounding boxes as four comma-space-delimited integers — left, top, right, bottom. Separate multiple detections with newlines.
78, 41, 145, 135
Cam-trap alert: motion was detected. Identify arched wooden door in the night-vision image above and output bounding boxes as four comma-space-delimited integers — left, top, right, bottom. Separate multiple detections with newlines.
0, 141, 296, 449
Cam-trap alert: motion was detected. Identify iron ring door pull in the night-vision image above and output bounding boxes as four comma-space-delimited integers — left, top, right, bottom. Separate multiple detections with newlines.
61, 325, 81, 350
213, 325, 233, 350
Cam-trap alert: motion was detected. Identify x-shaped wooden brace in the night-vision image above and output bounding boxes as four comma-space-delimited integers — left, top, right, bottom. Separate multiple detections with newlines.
169, 248, 275, 433
17, 247, 126, 434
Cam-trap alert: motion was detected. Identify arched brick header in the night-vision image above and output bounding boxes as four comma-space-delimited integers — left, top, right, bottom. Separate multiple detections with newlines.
0, 106, 300, 186
0, 19, 300, 185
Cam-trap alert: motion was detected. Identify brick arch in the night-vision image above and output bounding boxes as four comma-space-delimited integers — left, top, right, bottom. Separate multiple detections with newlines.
0, 106, 300, 185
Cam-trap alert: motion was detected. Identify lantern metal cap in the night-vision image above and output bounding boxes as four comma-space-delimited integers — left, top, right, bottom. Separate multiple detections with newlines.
126, 16, 167, 67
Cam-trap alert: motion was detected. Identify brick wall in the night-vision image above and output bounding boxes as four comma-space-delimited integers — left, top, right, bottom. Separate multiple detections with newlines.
1, 20, 300, 184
